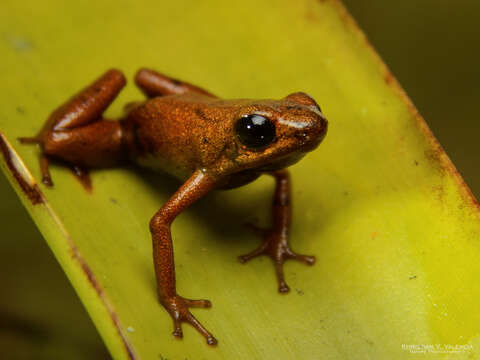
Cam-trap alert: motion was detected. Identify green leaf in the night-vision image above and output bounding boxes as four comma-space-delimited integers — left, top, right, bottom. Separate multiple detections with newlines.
1, 0, 479, 359
0, 173, 110, 359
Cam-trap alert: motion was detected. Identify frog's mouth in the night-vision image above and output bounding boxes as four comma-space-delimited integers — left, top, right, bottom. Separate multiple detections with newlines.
257, 152, 307, 172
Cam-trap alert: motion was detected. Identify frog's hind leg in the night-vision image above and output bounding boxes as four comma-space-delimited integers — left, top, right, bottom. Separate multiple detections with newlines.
135, 68, 217, 98
19, 69, 127, 187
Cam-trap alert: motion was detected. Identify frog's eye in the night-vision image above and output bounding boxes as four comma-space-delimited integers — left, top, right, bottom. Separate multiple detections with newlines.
235, 114, 276, 149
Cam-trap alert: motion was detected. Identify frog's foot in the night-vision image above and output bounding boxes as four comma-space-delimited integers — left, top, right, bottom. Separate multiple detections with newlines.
18, 136, 53, 186
18, 135, 93, 189
160, 294, 217, 346
238, 223, 316, 293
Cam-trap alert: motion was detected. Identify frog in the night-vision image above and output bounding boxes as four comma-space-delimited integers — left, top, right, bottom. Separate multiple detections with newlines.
19, 68, 328, 345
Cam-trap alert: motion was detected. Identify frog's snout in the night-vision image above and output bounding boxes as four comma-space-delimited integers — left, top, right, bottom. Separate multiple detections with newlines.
295, 114, 328, 151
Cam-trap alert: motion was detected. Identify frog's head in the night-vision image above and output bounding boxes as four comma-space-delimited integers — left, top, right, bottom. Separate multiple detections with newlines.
225, 92, 327, 173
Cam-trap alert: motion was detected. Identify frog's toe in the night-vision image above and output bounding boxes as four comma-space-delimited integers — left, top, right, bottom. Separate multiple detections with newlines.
172, 323, 183, 338
18, 134, 55, 186
162, 294, 217, 345
239, 227, 316, 293
183, 298, 212, 308
18, 136, 42, 144
286, 250, 316, 265
243, 222, 268, 236
238, 242, 269, 263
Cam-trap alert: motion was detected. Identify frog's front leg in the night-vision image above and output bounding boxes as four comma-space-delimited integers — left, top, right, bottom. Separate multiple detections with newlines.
135, 68, 216, 98
150, 169, 218, 345
238, 169, 316, 293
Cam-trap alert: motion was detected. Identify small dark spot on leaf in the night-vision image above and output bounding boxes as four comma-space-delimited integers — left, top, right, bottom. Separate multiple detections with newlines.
16, 106, 25, 114
414, 160, 419, 166
384, 72, 394, 85
7, 35, 34, 52
202, 137, 209, 144
295, 288, 304, 296
409, 275, 417, 280
110, 197, 119, 204
343, 191, 349, 196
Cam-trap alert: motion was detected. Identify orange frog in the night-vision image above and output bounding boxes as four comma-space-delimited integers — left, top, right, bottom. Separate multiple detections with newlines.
20, 69, 328, 345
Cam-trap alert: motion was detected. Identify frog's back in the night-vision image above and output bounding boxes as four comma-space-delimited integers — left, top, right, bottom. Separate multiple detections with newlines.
121, 94, 230, 180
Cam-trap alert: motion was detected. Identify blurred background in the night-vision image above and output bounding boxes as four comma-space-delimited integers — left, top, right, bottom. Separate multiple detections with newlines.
1, 1, 478, 358
344, 0, 480, 195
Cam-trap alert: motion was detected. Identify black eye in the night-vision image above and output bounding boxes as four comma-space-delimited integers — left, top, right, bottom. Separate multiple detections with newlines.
235, 114, 276, 148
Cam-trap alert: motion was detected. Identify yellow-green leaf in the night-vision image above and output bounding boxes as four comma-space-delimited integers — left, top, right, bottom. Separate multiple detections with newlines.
1, 0, 479, 359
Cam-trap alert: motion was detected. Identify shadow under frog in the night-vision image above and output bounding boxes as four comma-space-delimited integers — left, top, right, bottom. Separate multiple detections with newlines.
19, 68, 328, 345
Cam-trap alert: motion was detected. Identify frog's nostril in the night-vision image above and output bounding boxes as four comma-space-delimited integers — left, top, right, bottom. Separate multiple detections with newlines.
297, 116, 328, 151
295, 132, 314, 145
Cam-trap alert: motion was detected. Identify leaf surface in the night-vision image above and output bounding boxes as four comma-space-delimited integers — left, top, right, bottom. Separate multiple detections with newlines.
1, 0, 479, 359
